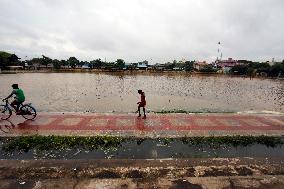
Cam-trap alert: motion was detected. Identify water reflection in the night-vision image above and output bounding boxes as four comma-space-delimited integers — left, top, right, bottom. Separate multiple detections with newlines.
0, 120, 15, 133
0, 73, 283, 113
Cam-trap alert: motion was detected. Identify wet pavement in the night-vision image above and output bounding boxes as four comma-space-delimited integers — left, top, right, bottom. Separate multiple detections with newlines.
0, 113, 283, 137
1, 113, 284, 188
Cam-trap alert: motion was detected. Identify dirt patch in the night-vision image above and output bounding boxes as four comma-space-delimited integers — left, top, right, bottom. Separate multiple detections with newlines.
125, 170, 144, 178
169, 179, 203, 189
203, 166, 237, 177
94, 170, 121, 178
235, 166, 254, 176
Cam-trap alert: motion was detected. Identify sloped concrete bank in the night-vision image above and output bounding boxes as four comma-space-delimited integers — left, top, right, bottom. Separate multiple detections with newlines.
1, 158, 284, 189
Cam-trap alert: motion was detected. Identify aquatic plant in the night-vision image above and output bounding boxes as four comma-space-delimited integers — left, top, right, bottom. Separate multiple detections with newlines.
154, 109, 235, 114
0, 135, 282, 152
180, 135, 283, 147
1, 135, 124, 152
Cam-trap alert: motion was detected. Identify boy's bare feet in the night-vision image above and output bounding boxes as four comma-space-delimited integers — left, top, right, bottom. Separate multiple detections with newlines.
142, 115, 146, 119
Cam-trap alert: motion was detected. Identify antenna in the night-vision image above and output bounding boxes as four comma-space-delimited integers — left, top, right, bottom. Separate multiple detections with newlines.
217, 42, 222, 62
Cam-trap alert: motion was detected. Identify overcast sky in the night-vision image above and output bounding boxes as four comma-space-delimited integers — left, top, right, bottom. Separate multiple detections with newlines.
0, 0, 283, 63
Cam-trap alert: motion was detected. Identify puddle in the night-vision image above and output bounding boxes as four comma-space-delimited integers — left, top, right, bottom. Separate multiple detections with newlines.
0, 139, 283, 160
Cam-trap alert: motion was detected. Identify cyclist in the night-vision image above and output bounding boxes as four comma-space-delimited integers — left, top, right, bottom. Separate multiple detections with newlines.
3, 84, 25, 114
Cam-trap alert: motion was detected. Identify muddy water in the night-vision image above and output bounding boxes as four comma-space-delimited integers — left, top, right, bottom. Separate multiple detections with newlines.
0, 73, 283, 113
0, 139, 283, 160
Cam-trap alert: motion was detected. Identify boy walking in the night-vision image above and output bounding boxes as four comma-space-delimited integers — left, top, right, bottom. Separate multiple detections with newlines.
137, 89, 146, 119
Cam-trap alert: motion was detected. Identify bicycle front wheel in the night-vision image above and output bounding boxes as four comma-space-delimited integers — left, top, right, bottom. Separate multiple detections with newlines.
20, 104, 37, 120
0, 105, 12, 120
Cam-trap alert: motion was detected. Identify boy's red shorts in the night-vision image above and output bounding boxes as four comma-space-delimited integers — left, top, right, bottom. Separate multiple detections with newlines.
138, 103, 146, 107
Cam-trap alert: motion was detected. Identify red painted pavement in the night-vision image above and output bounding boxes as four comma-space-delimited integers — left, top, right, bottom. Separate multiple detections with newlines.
0, 113, 284, 136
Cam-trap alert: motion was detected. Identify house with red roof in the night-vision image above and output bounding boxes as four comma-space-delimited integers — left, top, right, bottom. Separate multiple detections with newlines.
193, 61, 208, 71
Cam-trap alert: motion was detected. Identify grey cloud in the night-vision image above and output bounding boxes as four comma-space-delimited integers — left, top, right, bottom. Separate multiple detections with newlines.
0, 0, 283, 63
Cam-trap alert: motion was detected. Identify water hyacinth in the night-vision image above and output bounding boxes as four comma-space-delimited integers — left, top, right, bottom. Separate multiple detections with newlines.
0, 135, 282, 153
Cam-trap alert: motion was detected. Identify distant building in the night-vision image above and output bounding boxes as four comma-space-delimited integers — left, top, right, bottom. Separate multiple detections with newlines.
194, 61, 208, 71
6, 66, 23, 70
81, 64, 91, 69
173, 67, 183, 71
153, 63, 166, 71
266, 58, 277, 66
123, 63, 137, 70
137, 60, 148, 70
217, 58, 238, 73
237, 60, 253, 65
217, 58, 238, 68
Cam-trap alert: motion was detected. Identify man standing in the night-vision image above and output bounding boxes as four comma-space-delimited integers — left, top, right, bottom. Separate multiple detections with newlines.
137, 89, 146, 119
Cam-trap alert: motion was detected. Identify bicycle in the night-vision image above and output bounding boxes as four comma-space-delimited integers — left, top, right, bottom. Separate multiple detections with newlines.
0, 99, 37, 120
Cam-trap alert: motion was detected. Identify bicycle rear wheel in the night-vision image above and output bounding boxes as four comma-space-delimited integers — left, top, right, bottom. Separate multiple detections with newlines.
0, 105, 12, 120
20, 104, 37, 120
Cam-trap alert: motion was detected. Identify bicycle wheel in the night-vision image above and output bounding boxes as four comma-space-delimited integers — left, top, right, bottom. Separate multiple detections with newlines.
20, 104, 37, 120
0, 105, 12, 120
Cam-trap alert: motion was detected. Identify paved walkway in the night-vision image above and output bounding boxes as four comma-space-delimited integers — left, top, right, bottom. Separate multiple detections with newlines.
0, 113, 284, 137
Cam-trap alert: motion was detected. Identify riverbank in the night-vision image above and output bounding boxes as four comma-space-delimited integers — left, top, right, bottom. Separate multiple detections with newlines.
1, 113, 284, 188
1, 158, 284, 188
1, 69, 283, 79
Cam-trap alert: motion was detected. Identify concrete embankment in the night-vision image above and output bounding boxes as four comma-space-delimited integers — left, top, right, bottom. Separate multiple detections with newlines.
1, 158, 284, 189
1, 113, 284, 188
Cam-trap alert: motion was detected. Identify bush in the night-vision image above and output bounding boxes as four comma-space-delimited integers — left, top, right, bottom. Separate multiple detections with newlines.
230, 65, 248, 75
270, 63, 284, 77
200, 65, 217, 73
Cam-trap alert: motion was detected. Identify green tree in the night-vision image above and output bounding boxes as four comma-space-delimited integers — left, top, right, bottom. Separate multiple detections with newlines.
270, 63, 284, 77
165, 62, 175, 70
0, 51, 21, 69
127, 63, 136, 70
79, 61, 86, 67
104, 62, 115, 70
247, 67, 256, 78
230, 65, 248, 75
115, 59, 125, 69
41, 55, 52, 68
255, 63, 270, 74
90, 59, 102, 69
60, 60, 68, 67
52, 59, 61, 69
9, 54, 21, 63
0, 51, 12, 69
29, 58, 42, 66
184, 61, 194, 72
200, 65, 217, 73
67, 57, 79, 68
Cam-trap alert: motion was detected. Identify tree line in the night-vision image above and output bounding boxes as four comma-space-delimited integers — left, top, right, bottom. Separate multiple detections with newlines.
0, 51, 283, 77
230, 62, 284, 77
0, 51, 126, 70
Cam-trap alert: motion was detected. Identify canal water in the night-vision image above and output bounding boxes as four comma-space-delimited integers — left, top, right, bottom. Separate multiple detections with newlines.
0, 72, 283, 113
0, 139, 283, 160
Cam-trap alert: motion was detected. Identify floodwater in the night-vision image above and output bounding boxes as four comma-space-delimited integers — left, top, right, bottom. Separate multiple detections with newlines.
0, 72, 283, 113
0, 139, 283, 160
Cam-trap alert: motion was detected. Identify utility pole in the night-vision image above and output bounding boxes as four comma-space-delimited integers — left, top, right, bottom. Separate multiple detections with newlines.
217, 42, 221, 61
216, 41, 223, 63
